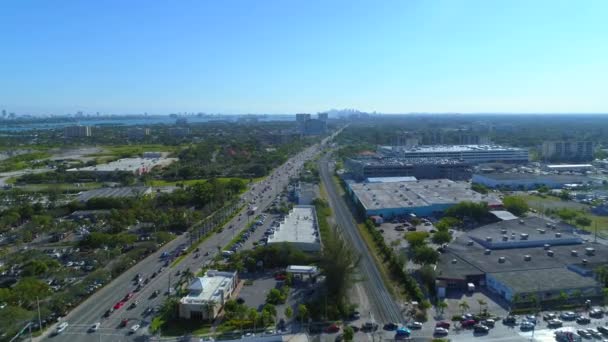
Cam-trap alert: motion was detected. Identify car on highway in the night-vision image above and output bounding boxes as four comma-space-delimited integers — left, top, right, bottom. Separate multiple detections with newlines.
434, 327, 448, 336
383, 322, 398, 331
55, 322, 69, 335
129, 301, 139, 309
129, 324, 140, 334
120, 319, 129, 328
89, 322, 101, 332
124, 292, 134, 301
113, 301, 124, 310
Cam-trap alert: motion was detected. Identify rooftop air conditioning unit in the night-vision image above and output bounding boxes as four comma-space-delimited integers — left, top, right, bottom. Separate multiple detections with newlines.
524, 255, 531, 261
467, 240, 474, 246
485, 237, 493, 242
451, 259, 457, 264
547, 250, 554, 256
555, 233, 562, 238
501, 229, 507, 234
571, 250, 578, 257
520, 233, 529, 240
585, 247, 595, 255
539, 229, 546, 234
544, 244, 551, 250
582, 259, 588, 265
519, 219, 525, 224
502, 235, 509, 241
498, 257, 506, 263
484, 249, 491, 255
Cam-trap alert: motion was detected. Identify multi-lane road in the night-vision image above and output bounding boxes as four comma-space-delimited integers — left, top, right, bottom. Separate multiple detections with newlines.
318, 153, 403, 324
42, 136, 333, 342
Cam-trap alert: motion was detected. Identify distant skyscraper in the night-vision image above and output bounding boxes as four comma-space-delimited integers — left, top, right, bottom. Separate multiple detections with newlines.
64, 125, 92, 138
318, 113, 328, 121
542, 141, 594, 162
1, 109, 6, 118
296, 113, 311, 123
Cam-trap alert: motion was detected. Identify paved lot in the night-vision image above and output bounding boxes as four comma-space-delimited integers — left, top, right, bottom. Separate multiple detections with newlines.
238, 273, 279, 311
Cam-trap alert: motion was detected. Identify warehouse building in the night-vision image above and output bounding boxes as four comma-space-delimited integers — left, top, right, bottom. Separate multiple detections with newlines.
267, 205, 321, 252
345, 157, 471, 181
179, 270, 238, 321
346, 179, 502, 219
378, 144, 529, 164
436, 217, 605, 305
472, 173, 596, 190
68, 156, 177, 175
76, 186, 152, 202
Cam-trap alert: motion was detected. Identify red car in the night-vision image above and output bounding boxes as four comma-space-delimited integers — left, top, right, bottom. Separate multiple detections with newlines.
113, 301, 125, 310
461, 319, 476, 327
435, 321, 451, 329
274, 273, 287, 281
324, 324, 340, 333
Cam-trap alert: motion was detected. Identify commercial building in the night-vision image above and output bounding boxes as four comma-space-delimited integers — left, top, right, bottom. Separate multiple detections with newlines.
542, 141, 594, 162
296, 113, 327, 136
378, 144, 529, 164
179, 270, 238, 321
346, 179, 502, 219
345, 157, 471, 181
459, 134, 491, 145
472, 173, 596, 190
68, 157, 177, 174
267, 205, 321, 252
76, 186, 152, 202
436, 217, 605, 304
544, 164, 594, 172
127, 127, 150, 140
64, 125, 92, 138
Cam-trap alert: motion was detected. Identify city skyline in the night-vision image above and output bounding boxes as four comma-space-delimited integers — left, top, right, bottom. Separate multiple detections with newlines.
1, 0, 608, 114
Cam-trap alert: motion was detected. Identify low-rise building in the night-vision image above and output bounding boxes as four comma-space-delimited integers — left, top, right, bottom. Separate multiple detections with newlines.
346, 179, 502, 219
472, 173, 596, 190
345, 157, 471, 181
64, 125, 92, 138
178, 270, 238, 321
267, 205, 321, 252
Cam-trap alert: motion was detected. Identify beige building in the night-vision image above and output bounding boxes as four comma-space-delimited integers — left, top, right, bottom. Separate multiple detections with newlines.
179, 270, 238, 321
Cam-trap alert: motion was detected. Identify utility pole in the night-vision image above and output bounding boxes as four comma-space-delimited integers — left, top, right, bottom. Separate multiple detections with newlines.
36, 297, 42, 332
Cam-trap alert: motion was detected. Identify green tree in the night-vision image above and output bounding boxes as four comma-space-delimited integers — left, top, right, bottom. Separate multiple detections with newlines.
502, 196, 529, 216
411, 245, 440, 265
437, 300, 448, 314
266, 288, 287, 305
13, 277, 51, 308
431, 230, 452, 244
477, 298, 487, 315
458, 301, 470, 315
575, 216, 592, 228
405, 231, 429, 248
319, 226, 360, 310
284, 306, 293, 319
343, 326, 354, 341
297, 304, 308, 325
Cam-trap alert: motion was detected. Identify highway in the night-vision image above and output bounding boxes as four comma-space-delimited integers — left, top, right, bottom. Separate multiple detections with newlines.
318, 153, 403, 324
41, 135, 334, 342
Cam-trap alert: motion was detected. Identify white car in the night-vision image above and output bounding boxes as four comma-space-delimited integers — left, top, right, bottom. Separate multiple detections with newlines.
129, 324, 140, 334
408, 321, 423, 329
520, 321, 535, 330
89, 322, 101, 332
56, 322, 69, 334
434, 327, 448, 335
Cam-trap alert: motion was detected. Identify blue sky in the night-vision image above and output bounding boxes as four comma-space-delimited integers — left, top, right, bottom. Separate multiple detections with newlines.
1, 0, 607, 115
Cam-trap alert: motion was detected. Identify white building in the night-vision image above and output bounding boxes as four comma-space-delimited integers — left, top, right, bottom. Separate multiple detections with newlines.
378, 144, 529, 164
267, 205, 321, 252
179, 270, 238, 321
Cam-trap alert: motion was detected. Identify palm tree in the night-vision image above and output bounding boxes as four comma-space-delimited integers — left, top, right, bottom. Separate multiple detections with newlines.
181, 268, 195, 286
477, 299, 487, 315
437, 300, 448, 315
459, 301, 470, 315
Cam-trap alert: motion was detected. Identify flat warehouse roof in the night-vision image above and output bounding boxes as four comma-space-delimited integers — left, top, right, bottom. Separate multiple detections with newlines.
267, 206, 320, 246
489, 268, 599, 294
349, 179, 501, 211
474, 173, 590, 182
380, 145, 527, 153
77, 186, 151, 202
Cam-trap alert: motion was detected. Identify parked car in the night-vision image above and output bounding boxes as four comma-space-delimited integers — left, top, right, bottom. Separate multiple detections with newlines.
577, 329, 591, 338
434, 327, 449, 335
435, 321, 450, 329
502, 316, 517, 325
560, 311, 576, 320
120, 319, 129, 328
394, 327, 411, 338
589, 308, 604, 318
408, 321, 423, 329
520, 321, 535, 330
576, 316, 590, 324
324, 324, 340, 333
547, 319, 563, 328
543, 313, 557, 321
473, 324, 489, 333
129, 324, 140, 334
461, 319, 476, 328
481, 319, 495, 327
